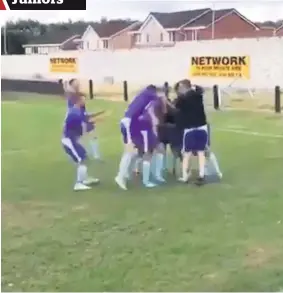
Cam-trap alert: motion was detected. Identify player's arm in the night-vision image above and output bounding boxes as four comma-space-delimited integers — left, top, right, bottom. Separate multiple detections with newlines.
165, 97, 182, 114
87, 110, 106, 118
147, 106, 159, 135
148, 106, 159, 126
192, 85, 204, 96
88, 110, 111, 123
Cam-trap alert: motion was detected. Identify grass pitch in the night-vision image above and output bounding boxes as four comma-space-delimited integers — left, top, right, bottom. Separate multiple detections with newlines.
2, 93, 283, 291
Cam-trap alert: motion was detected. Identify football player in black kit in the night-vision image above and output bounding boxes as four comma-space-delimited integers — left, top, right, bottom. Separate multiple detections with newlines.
173, 79, 209, 185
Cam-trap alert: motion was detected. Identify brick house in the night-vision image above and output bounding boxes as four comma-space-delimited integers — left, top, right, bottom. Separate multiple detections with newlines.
255, 22, 278, 37
23, 21, 140, 54
78, 21, 140, 50
129, 8, 267, 47
275, 24, 283, 36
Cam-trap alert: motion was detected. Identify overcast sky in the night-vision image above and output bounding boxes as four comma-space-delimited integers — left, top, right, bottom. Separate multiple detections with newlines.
0, 0, 282, 25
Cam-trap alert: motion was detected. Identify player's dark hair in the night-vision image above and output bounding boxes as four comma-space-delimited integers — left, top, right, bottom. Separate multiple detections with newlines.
179, 79, 191, 88
146, 84, 157, 91
69, 78, 76, 85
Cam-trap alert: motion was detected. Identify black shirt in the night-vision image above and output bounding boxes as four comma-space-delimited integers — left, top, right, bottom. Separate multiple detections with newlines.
175, 88, 207, 129
164, 104, 176, 124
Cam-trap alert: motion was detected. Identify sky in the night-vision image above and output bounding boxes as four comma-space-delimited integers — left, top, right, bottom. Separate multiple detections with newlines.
0, 0, 282, 25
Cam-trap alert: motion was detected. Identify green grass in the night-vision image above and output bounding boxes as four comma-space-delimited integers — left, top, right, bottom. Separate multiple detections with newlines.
2, 94, 283, 291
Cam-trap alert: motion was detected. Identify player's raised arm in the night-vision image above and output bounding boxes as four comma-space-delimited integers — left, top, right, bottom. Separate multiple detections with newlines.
192, 84, 204, 95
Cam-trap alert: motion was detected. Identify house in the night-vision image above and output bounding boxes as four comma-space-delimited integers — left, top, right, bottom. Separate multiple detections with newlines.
23, 27, 86, 55
23, 20, 140, 54
129, 8, 263, 47
275, 24, 283, 36
77, 20, 141, 50
255, 22, 279, 37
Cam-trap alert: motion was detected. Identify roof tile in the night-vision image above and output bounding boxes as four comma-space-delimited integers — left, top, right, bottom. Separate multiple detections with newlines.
151, 8, 210, 28
93, 20, 136, 38
184, 9, 233, 28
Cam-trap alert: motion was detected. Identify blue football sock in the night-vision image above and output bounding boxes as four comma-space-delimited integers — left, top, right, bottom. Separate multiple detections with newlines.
150, 154, 157, 175
155, 153, 165, 180
166, 152, 174, 171
126, 153, 137, 178
77, 164, 87, 183
117, 152, 133, 179
89, 138, 101, 159
142, 160, 152, 186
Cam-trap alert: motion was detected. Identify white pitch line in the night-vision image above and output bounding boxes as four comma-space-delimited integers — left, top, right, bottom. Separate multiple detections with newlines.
216, 128, 283, 138
1, 135, 118, 156
2, 129, 283, 156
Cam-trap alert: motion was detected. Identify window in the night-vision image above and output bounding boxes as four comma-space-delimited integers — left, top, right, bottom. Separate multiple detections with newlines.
169, 31, 175, 42
193, 30, 199, 41
25, 47, 32, 54
103, 40, 108, 49
160, 33, 163, 42
33, 47, 38, 54
146, 34, 150, 42
136, 34, 141, 43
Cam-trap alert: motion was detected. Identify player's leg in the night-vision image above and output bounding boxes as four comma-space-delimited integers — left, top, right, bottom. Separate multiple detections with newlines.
115, 118, 136, 190
125, 148, 141, 179
151, 142, 166, 182
170, 146, 182, 177
157, 125, 169, 172
194, 128, 209, 186
169, 127, 183, 176
133, 149, 143, 175
140, 128, 158, 188
205, 149, 223, 178
204, 125, 222, 178
85, 122, 102, 160
178, 129, 193, 182
62, 138, 99, 191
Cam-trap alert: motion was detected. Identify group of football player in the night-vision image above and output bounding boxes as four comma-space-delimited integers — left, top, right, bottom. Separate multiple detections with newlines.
61, 78, 222, 191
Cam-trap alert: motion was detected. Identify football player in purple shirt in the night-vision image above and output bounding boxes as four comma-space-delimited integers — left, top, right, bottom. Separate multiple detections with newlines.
130, 97, 168, 181
62, 95, 99, 191
64, 79, 102, 161
138, 96, 167, 184
115, 85, 166, 190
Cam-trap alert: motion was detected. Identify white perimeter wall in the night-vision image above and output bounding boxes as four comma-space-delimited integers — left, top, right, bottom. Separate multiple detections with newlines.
2, 37, 283, 89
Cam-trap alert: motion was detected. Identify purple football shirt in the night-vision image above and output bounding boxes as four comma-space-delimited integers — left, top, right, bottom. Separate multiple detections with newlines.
66, 93, 88, 123
142, 98, 165, 125
124, 88, 158, 120
63, 107, 84, 139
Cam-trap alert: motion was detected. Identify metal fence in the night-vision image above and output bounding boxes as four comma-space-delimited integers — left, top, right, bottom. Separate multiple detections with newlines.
1, 79, 63, 96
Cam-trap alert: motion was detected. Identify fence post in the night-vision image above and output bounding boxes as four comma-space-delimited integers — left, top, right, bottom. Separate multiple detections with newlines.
164, 81, 169, 99
58, 79, 64, 93
213, 84, 220, 110
89, 79, 94, 99
123, 80, 128, 102
275, 85, 281, 113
